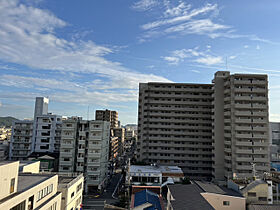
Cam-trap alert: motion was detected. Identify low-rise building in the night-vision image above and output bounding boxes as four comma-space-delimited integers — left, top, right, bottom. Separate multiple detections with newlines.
0, 127, 11, 141
130, 189, 164, 210
127, 165, 184, 186
0, 161, 61, 210
228, 178, 273, 204
58, 174, 84, 210
167, 181, 245, 210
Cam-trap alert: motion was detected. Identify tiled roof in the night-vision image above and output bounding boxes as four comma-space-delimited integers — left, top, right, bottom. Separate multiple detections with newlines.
134, 189, 162, 210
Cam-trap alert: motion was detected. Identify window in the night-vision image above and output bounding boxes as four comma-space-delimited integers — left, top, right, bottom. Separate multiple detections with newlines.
248, 192, 257, 197
37, 184, 53, 201
76, 183, 82, 193
223, 201, 230, 206
71, 192, 74, 198
10, 178, 15, 193
258, 197, 267, 201
10, 200, 26, 210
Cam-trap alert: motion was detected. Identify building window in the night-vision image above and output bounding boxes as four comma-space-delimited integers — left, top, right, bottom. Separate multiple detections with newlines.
71, 192, 74, 198
258, 197, 267, 201
10, 178, 15, 193
248, 192, 257, 197
10, 200, 26, 210
223, 201, 230, 206
76, 183, 82, 193
37, 184, 53, 201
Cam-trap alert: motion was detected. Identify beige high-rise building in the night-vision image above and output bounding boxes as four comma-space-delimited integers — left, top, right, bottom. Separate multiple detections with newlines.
137, 82, 213, 179
212, 71, 269, 180
96, 109, 118, 128
59, 117, 110, 193
137, 71, 270, 181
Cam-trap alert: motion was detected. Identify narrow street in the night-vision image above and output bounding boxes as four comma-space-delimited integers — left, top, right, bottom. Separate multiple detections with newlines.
82, 173, 122, 209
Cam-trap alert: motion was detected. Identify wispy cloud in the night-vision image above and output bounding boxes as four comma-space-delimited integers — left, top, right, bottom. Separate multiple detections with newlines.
131, 0, 158, 11
135, 1, 275, 44
0, 0, 171, 107
162, 47, 223, 65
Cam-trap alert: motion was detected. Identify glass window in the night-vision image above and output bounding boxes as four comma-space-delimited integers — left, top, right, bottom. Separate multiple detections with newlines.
223, 201, 230, 206
10, 178, 15, 193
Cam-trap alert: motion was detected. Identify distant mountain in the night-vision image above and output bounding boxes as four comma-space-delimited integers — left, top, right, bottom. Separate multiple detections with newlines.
0, 117, 19, 127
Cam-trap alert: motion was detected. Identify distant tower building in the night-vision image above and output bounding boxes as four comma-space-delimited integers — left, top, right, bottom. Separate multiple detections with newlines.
95, 109, 118, 128
34, 97, 49, 119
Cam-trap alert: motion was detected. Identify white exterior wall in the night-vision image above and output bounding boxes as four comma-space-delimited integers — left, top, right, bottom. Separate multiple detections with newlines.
33, 114, 62, 153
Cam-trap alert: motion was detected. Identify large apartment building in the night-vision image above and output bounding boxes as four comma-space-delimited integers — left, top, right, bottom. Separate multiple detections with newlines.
137, 82, 213, 179
96, 109, 119, 128
10, 120, 34, 160
59, 117, 110, 193
270, 122, 280, 164
137, 71, 270, 181
212, 71, 269, 180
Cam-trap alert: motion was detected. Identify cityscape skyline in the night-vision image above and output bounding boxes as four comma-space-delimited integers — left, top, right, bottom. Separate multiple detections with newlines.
2, 0, 280, 124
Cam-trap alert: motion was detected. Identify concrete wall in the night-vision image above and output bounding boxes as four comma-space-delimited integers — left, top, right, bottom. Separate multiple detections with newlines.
21, 161, 40, 173
243, 183, 269, 204
201, 192, 246, 210
0, 174, 60, 210
0, 161, 19, 200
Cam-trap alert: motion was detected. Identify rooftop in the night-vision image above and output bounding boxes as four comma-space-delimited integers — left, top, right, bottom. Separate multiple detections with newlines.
58, 173, 83, 188
168, 184, 214, 210
195, 181, 243, 197
133, 189, 162, 210
0, 173, 55, 204
129, 165, 183, 175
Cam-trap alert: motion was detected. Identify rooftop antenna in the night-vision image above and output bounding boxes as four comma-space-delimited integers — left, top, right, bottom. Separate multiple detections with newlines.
226, 56, 228, 70
87, 105, 89, 121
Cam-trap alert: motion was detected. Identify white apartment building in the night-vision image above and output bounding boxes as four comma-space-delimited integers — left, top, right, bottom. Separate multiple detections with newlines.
33, 114, 62, 153
138, 71, 270, 181
10, 120, 34, 160
10, 97, 62, 160
59, 117, 110, 193
137, 82, 213, 179
0, 161, 61, 210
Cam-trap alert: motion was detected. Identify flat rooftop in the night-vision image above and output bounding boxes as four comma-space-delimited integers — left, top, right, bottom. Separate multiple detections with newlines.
58, 174, 83, 188
129, 165, 183, 175
0, 174, 55, 204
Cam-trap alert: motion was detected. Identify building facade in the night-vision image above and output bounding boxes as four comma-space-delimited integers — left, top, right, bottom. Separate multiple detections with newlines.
0, 161, 61, 210
137, 82, 213, 179
212, 71, 270, 180
10, 120, 34, 160
95, 109, 119, 128
10, 97, 62, 160
270, 122, 280, 164
137, 71, 270, 181
33, 114, 62, 153
59, 117, 110, 193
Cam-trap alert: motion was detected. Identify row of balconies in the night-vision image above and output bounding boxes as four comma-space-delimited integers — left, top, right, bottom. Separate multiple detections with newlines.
144, 112, 212, 118
147, 100, 211, 106
235, 111, 267, 117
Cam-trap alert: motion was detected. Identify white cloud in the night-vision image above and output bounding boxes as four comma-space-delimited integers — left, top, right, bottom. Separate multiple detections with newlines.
131, 0, 158, 11
244, 45, 249, 48
136, 1, 274, 44
141, 3, 218, 30
0, 0, 171, 106
195, 56, 223, 65
162, 56, 180, 65
163, 47, 223, 66
270, 113, 280, 123
191, 70, 200, 73
229, 55, 236, 60
256, 45, 260, 50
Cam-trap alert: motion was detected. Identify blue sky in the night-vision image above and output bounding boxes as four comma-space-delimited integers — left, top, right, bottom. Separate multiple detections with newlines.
1, 0, 280, 124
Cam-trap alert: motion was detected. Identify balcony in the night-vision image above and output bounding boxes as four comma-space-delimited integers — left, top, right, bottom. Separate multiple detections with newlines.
76, 166, 84, 171
60, 152, 73, 157
236, 149, 253, 154
87, 153, 101, 158
59, 161, 72, 166
87, 162, 101, 167
236, 141, 252, 146
236, 165, 252, 170
236, 157, 252, 162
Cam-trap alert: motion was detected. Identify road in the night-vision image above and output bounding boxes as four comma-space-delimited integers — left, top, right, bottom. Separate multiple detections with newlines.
82, 173, 122, 209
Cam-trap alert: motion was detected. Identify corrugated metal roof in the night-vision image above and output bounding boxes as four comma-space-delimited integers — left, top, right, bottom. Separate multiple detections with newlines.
134, 189, 162, 210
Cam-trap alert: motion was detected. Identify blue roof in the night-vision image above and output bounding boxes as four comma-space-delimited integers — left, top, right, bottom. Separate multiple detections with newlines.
134, 189, 162, 210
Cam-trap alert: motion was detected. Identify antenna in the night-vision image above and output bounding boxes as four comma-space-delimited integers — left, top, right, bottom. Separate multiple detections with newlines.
87, 105, 89, 120
226, 56, 228, 70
